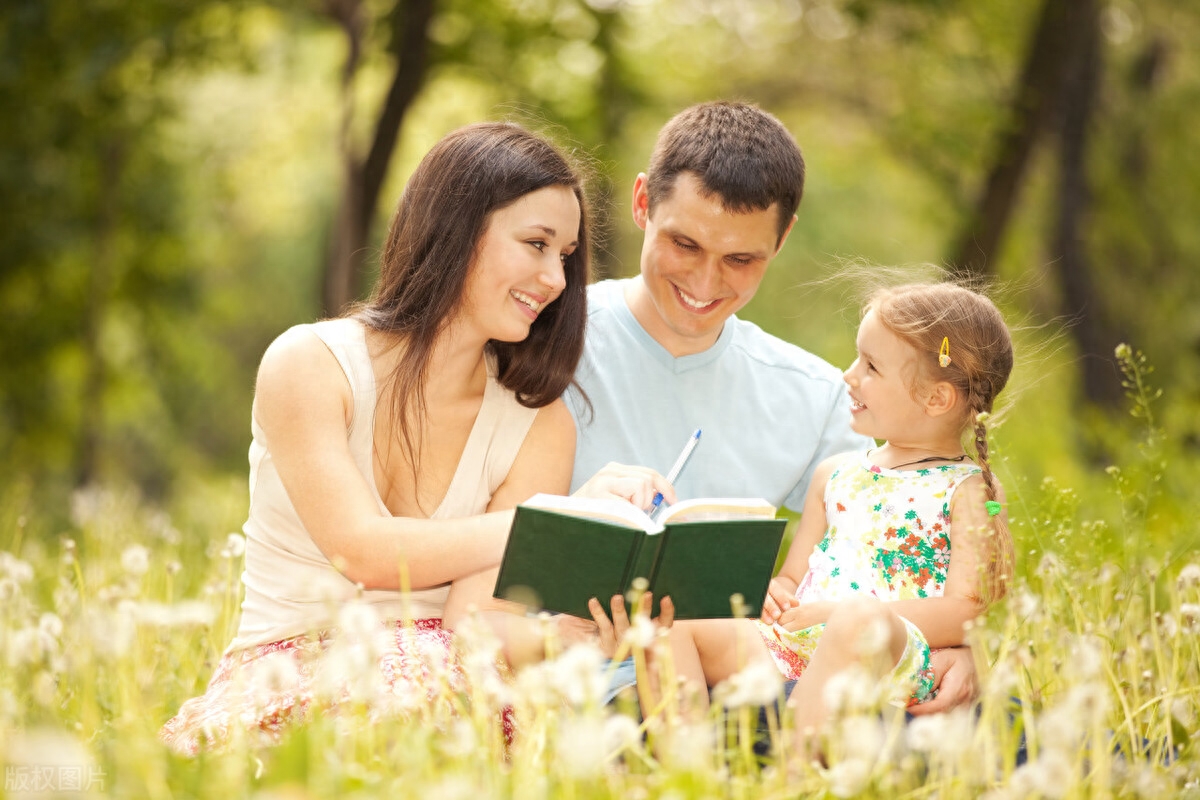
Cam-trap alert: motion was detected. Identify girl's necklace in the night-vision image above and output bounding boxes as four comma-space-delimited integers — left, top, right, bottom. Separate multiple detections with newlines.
888, 453, 971, 470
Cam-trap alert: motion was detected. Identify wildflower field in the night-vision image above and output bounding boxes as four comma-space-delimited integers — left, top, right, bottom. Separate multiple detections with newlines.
2, 349, 1198, 800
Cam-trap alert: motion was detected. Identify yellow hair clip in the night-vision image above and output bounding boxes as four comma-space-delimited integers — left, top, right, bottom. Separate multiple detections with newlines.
938, 337, 952, 368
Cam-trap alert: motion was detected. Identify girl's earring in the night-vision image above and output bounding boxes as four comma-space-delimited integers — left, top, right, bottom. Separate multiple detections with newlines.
938, 337, 952, 368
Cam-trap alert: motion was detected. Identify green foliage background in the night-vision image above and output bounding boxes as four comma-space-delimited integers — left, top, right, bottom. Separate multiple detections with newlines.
3, 2, 1200, 795
2, 0, 1198, 554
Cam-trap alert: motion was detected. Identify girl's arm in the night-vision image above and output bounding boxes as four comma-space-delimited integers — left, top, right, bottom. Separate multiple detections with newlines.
760, 457, 837, 624
884, 474, 1011, 648
254, 328, 517, 591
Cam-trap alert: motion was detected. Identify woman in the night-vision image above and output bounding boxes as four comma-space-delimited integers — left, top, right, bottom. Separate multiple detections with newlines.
161, 122, 671, 754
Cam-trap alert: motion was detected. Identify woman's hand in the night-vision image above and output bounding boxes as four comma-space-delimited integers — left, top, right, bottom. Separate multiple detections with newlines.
573, 462, 676, 511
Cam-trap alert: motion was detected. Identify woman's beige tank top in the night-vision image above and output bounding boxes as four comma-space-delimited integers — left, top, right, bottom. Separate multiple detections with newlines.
228, 318, 539, 650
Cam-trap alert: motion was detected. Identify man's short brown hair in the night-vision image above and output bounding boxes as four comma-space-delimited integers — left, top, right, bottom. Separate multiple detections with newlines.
646, 101, 805, 242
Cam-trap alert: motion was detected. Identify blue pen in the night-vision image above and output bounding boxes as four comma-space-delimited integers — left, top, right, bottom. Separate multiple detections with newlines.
648, 428, 702, 520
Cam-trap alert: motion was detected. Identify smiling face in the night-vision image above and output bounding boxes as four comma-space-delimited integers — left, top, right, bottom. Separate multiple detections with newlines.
459, 184, 581, 345
626, 172, 794, 357
842, 309, 938, 443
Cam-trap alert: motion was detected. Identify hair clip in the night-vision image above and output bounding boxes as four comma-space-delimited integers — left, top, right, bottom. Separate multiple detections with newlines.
985, 500, 1002, 517
938, 337, 952, 368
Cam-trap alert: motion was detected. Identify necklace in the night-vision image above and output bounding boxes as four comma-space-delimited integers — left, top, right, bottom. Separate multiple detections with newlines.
888, 453, 971, 470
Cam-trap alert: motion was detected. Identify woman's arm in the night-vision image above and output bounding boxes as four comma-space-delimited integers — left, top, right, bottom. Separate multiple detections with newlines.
254, 328, 514, 591
442, 399, 576, 634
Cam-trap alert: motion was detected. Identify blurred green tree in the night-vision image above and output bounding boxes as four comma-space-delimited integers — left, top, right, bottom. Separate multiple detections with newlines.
0, 1, 250, 493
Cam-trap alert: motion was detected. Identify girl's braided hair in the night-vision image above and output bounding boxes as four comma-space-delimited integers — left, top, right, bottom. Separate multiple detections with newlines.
867, 282, 1015, 601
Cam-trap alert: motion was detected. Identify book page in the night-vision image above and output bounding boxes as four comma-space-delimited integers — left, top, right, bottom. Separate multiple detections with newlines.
520, 493, 658, 532
657, 497, 777, 524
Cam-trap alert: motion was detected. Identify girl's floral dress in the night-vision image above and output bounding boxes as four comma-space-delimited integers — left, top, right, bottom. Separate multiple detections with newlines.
756, 453, 982, 704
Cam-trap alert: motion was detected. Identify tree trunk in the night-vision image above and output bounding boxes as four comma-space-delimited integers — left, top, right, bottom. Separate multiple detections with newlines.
322, 0, 437, 316
947, 0, 1084, 277
78, 140, 123, 487
1050, 0, 1121, 407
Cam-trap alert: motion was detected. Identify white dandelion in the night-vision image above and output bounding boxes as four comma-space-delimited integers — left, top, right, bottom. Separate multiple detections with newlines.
120, 545, 150, 577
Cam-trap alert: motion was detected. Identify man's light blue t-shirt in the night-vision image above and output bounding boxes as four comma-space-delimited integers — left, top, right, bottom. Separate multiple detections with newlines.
565, 279, 871, 512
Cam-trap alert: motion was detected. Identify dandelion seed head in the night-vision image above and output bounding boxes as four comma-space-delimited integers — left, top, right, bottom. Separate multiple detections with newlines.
836, 715, 889, 762
224, 532, 246, 559
1014, 588, 1040, 618
1069, 635, 1106, 680
0, 552, 34, 584
622, 614, 656, 649
69, 486, 110, 528
547, 642, 608, 707
823, 665, 877, 716
441, 719, 478, 760
603, 712, 641, 753
120, 544, 150, 577
856, 614, 891, 657
1038, 703, 1086, 751
906, 709, 973, 756
660, 722, 714, 771
87, 606, 136, 659
555, 716, 607, 778
1179, 603, 1200, 633
0, 578, 18, 602
37, 612, 63, 641
712, 657, 782, 708
337, 601, 382, 640
1011, 750, 1074, 798
246, 650, 302, 706
1131, 766, 1170, 799
825, 756, 872, 798
1178, 564, 1200, 591
8, 626, 44, 666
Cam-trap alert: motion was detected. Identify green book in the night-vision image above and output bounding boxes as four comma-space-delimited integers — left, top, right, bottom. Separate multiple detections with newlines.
492, 494, 787, 620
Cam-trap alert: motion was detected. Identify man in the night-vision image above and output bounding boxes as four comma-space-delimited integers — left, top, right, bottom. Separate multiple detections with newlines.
566, 101, 975, 714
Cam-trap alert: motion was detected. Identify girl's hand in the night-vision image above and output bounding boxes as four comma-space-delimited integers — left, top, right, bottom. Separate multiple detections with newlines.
760, 577, 799, 624
777, 601, 834, 632
573, 462, 676, 511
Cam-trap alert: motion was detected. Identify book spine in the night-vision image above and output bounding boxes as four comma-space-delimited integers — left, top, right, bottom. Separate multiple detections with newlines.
621, 531, 663, 597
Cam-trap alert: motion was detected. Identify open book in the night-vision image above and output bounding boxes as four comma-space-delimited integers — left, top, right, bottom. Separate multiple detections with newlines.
492, 493, 787, 620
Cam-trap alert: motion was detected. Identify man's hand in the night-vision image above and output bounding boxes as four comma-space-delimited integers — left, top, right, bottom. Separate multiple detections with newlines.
908, 646, 979, 715
573, 462, 676, 510
588, 592, 675, 659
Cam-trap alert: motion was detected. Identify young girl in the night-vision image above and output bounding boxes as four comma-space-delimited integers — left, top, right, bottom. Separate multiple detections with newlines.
667, 282, 1015, 739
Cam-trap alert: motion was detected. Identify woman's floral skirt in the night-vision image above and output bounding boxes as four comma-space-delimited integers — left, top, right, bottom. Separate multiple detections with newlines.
160, 618, 506, 755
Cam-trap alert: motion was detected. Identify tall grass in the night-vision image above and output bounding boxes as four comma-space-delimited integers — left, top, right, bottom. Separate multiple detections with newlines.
1, 347, 1198, 798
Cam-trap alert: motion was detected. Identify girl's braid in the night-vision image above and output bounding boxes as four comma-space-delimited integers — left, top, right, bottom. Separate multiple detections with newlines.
972, 405, 1012, 601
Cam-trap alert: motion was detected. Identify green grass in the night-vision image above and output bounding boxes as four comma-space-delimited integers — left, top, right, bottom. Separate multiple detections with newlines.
2, 347, 1199, 798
